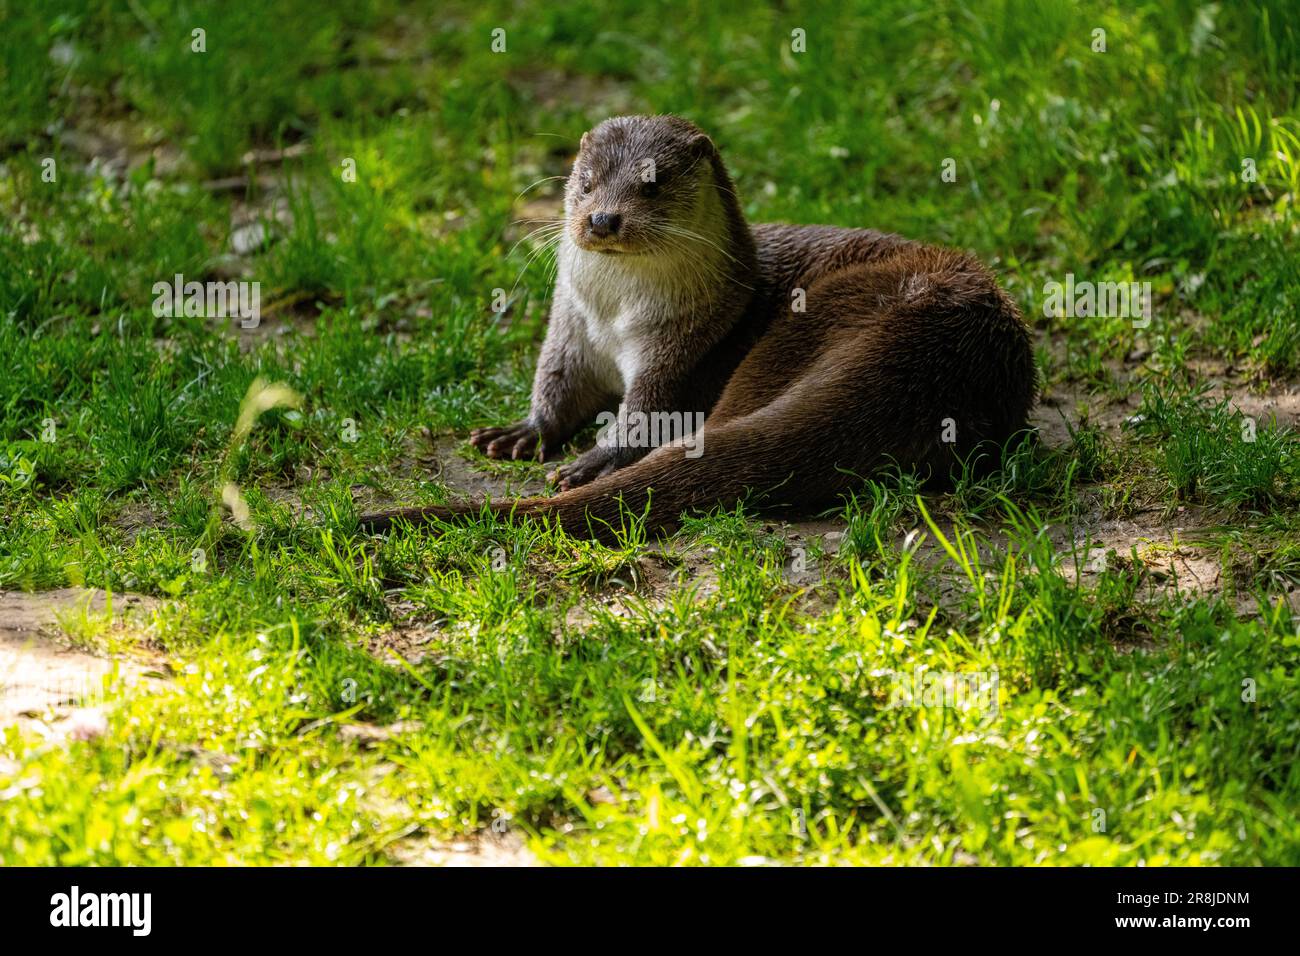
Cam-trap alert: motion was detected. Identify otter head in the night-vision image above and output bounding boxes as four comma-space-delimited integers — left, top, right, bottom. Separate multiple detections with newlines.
565, 115, 725, 257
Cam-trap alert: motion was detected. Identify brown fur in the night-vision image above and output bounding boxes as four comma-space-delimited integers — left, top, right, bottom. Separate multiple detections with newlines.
358, 116, 1036, 542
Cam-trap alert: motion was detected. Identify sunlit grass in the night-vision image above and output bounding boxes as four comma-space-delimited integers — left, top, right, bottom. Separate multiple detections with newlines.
1, 0, 1298, 866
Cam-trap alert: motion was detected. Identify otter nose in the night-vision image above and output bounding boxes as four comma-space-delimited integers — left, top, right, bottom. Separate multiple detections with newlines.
588, 211, 621, 238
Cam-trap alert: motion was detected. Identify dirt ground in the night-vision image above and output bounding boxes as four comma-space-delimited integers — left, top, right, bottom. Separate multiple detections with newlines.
0, 588, 164, 742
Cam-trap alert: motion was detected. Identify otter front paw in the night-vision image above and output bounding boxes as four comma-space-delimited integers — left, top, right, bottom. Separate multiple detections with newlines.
548, 446, 628, 491
469, 421, 562, 461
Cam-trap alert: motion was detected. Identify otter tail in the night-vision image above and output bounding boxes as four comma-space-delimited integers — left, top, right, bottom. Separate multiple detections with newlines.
355, 413, 837, 543
356, 341, 932, 542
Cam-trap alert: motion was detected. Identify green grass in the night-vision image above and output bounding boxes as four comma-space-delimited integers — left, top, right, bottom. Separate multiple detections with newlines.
1, 0, 1299, 865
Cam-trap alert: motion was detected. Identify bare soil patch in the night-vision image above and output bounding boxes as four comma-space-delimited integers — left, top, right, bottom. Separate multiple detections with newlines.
388, 828, 538, 867
0, 588, 165, 739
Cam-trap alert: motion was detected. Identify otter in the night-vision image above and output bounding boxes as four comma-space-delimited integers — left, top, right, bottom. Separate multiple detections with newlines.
358, 115, 1036, 541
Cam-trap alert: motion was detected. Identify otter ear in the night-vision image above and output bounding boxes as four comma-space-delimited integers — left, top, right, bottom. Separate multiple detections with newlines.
580, 131, 591, 152
687, 132, 716, 158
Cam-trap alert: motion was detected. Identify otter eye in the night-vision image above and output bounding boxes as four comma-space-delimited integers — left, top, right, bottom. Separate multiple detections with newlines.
581, 175, 594, 195
639, 180, 660, 198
